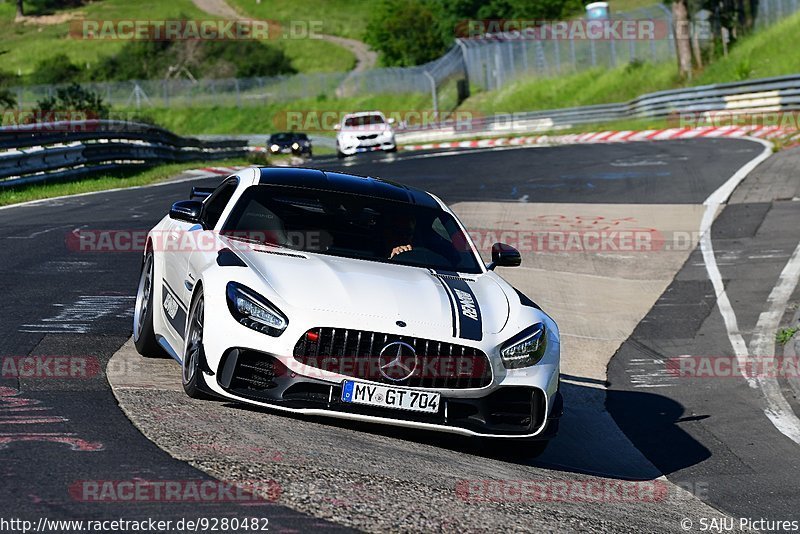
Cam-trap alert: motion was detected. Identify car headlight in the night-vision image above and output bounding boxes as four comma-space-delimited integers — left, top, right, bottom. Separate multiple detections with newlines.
500, 323, 547, 369
226, 282, 288, 336
291, 142, 300, 150
270, 144, 280, 152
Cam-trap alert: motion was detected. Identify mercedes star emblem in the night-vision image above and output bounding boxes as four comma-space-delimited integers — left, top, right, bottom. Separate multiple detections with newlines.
378, 341, 418, 382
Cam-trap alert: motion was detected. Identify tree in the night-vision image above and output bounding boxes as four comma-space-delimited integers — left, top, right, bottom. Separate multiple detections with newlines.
16, 0, 23, 18
364, 0, 449, 67
671, 0, 694, 79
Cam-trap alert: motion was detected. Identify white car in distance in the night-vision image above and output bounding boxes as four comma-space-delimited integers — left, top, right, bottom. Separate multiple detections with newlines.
335, 111, 397, 158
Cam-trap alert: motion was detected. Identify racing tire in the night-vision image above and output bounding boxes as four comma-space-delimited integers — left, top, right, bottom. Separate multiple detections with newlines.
133, 251, 166, 358
182, 287, 213, 399
336, 150, 345, 159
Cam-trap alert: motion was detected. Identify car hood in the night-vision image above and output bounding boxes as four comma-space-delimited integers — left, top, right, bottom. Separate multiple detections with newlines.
227, 241, 509, 339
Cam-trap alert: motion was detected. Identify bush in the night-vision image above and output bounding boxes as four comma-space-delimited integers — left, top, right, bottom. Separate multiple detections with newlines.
0, 89, 15, 110
30, 54, 83, 85
201, 41, 295, 78
34, 83, 109, 118
91, 39, 295, 82
91, 41, 174, 81
0, 70, 16, 109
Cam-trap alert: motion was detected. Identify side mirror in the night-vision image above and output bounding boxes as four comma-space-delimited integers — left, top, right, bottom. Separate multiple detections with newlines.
190, 186, 214, 200
387, 117, 396, 125
333, 124, 341, 131
489, 242, 521, 270
169, 200, 203, 224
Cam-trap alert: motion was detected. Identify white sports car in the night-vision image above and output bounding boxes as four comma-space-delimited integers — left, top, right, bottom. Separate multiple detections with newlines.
133, 167, 562, 450
335, 111, 397, 158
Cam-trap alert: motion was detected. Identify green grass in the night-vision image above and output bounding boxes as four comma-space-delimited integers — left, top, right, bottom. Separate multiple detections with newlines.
609, 0, 669, 12
227, 0, 370, 40
0, 0, 354, 79
0, 158, 248, 207
150, 92, 433, 135
279, 37, 355, 73
777, 326, 799, 345
464, 10, 800, 115
0, 0, 207, 78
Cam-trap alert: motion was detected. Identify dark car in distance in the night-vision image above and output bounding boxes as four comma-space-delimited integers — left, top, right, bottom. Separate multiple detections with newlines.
268, 132, 312, 158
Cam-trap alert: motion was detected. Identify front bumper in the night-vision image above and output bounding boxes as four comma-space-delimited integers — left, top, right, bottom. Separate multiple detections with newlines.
204, 347, 562, 439
338, 134, 396, 156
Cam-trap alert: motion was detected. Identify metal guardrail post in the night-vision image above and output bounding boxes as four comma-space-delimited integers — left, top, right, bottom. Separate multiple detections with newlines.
423, 71, 438, 120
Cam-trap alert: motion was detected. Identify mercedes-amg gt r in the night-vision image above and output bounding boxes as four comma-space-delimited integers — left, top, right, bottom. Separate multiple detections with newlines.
133, 167, 562, 450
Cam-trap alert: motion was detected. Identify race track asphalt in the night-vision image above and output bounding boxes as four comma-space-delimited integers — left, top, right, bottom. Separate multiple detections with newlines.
0, 138, 783, 532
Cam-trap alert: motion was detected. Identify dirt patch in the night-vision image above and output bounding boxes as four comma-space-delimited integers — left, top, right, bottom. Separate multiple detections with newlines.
16, 12, 83, 25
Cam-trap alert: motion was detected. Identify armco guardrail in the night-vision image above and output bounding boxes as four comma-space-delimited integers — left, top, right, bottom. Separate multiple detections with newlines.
396, 74, 800, 144
0, 120, 248, 188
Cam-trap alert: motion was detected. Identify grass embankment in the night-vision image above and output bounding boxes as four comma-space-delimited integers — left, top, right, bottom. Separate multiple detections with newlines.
0, 0, 354, 77
152, 92, 434, 135
0, 0, 205, 76
0, 158, 249, 207
467, 10, 800, 114
227, 0, 370, 40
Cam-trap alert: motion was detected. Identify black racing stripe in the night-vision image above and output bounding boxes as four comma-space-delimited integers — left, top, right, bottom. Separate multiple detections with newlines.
162, 279, 188, 311
161, 279, 188, 338
434, 270, 483, 341
513, 287, 542, 310
430, 269, 458, 337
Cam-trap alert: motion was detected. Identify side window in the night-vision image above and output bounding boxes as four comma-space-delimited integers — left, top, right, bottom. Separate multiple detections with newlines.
431, 217, 450, 240
202, 180, 237, 229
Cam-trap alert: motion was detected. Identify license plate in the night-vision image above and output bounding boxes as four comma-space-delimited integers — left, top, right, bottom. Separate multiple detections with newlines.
341, 380, 441, 414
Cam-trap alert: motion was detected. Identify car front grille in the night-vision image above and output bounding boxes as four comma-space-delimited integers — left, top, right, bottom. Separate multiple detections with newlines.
293, 327, 492, 389
356, 134, 378, 140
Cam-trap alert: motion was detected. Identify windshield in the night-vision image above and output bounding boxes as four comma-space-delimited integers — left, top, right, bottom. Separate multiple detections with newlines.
343, 115, 384, 128
222, 185, 482, 274
270, 133, 292, 142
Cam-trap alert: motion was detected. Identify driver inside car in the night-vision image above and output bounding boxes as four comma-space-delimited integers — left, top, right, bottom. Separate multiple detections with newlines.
383, 213, 416, 259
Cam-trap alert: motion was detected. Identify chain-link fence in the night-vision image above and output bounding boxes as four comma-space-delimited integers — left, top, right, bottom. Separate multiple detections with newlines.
459, 4, 676, 92
757, 0, 800, 27
8, 2, 799, 114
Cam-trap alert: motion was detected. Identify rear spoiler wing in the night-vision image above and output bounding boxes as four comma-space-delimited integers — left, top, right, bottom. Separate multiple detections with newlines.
190, 186, 215, 200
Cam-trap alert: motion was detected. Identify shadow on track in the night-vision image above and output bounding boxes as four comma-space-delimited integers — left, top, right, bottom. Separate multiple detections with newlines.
223, 377, 710, 482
